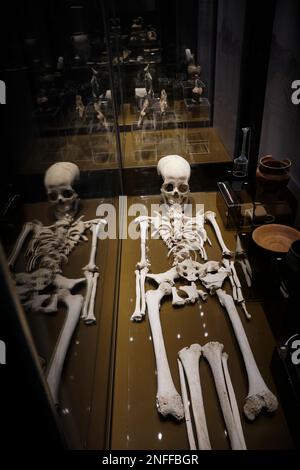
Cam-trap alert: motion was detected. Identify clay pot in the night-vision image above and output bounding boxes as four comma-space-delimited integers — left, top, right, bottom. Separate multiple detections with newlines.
256, 155, 291, 192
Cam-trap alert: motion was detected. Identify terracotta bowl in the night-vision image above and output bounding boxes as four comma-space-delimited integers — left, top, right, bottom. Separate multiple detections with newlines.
252, 224, 300, 254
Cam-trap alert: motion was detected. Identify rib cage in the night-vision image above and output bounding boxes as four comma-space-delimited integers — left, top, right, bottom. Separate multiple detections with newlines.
152, 206, 208, 265
26, 216, 89, 273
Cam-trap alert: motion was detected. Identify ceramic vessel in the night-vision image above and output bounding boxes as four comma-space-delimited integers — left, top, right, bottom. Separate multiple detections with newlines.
256, 155, 291, 192
252, 224, 300, 254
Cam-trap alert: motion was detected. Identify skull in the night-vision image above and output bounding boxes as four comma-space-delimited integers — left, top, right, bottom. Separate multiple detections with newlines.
157, 155, 190, 206
44, 162, 80, 220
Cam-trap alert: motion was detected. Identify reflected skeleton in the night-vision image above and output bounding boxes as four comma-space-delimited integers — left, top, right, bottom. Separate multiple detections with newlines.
8, 162, 106, 404
131, 155, 278, 427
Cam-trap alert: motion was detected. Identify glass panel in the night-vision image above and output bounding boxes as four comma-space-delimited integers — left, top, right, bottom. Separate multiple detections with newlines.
1, 0, 123, 449
108, 0, 246, 180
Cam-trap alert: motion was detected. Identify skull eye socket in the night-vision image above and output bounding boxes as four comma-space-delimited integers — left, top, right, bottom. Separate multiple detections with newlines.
163, 183, 174, 192
48, 191, 59, 202
62, 189, 74, 199
178, 183, 189, 193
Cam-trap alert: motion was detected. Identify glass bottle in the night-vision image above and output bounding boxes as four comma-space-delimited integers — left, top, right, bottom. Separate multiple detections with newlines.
233, 127, 250, 178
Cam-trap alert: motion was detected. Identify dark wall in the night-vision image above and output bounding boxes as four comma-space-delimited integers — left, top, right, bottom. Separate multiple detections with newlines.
259, 0, 300, 223
213, 0, 246, 157
196, 0, 216, 105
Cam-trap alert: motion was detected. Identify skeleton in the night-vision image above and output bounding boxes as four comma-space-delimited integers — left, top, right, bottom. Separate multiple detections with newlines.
131, 155, 278, 424
9, 162, 106, 404
178, 342, 246, 450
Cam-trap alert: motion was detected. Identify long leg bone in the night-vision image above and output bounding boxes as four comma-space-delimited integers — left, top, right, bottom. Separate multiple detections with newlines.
131, 269, 142, 321
8, 221, 36, 269
178, 344, 211, 449
85, 272, 99, 325
46, 290, 84, 404
146, 282, 184, 420
177, 358, 197, 450
216, 289, 278, 420
222, 352, 247, 450
202, 341, 245, 450
205, 211, 232, 257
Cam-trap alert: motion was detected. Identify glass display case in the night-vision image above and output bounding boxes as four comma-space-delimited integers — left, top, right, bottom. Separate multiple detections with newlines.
1, 0, 300, 455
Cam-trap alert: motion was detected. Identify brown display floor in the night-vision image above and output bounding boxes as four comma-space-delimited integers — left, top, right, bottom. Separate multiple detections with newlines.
111, 192, 294, 450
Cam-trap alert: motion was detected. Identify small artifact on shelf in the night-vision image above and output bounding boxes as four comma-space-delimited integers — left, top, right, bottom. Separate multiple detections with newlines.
75, 94, 85, 120
185, 48, 201, 78
159, 89, 168, 115
191, 77, 203, 103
